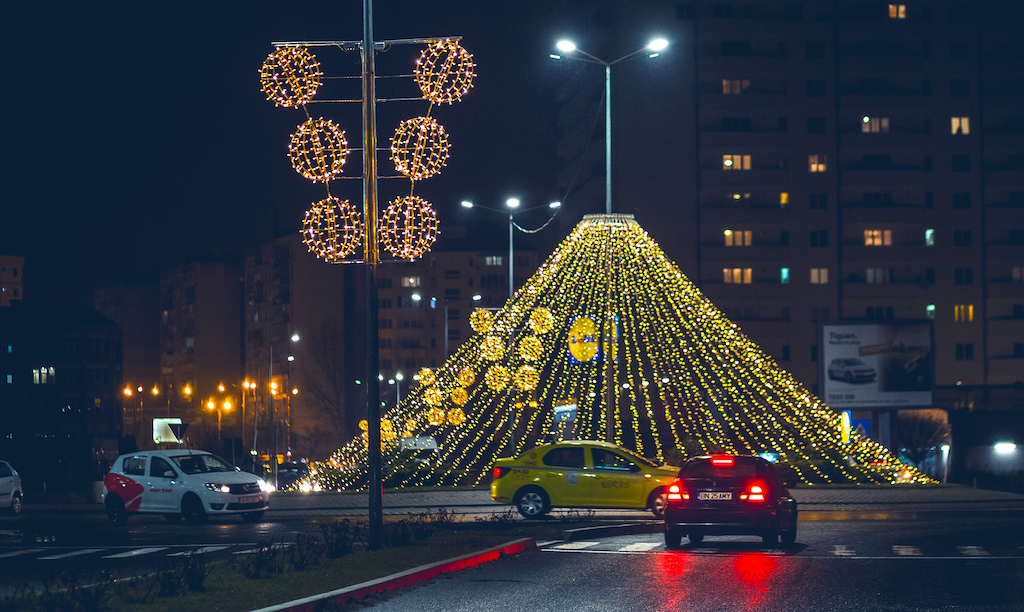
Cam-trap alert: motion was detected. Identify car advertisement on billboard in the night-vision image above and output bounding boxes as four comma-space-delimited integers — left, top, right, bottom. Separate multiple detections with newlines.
820, 321, 933, 409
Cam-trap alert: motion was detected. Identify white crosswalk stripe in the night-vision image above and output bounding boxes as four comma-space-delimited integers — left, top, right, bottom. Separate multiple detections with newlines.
619, 542, 662, 552
0, 548, 43, 559
168, 546, 229, 556
549, 541, 600, 550
957, 546, 990, 556
38, 548, 104, 560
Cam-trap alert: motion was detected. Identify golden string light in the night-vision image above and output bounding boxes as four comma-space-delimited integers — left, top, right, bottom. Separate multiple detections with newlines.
289, 118, 349, 182
260, 46, 322, 108
414, 40, 476, 105
470, 309, 495, 333
447, 407, 466, 426
301, 196, 363, 262
390, 116, 450, 180
457, 368, 475, 387
306, 214, 931, 492
530, 307, 556, 334
417, 368, 436, 387
379, 196, 438, 261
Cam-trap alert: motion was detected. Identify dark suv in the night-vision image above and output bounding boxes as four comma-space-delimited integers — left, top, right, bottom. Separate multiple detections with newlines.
664, 454, 797, 548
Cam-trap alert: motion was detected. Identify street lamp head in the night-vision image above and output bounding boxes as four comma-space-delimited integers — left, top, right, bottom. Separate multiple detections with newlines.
549, 201, 562, 209
556, 40, 576, 53
411, 292, 421, 302
647, 38, 669, 52
460, 200, 473, 209
291, 333, 300, 342
472, 294, 482, 301
506, 198, 520, 209
396, 372, 404, 381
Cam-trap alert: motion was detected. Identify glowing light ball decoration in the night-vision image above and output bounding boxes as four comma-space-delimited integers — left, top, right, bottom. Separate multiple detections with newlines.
390, 117, 450, 180
470, 309, 494, 333
379, 196, 438, 260
301, 196, 363, 262
417, 368, 436, 387
289, 118, 349, 182
514, 365, 540, 391
414, 40, 476, 105
457, 368, 475, 387
530, 307, 555, 334
426, 407, 446, 426
424, 386, 445, 407
447, 408, 466, 426
260, 46, 322, 108
450, 387, 468, 406
518, 336, 543, 361
481, 336, 506, 361
485, 366, 510, 391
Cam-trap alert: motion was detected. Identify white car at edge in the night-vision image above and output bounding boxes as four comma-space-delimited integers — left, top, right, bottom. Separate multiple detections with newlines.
103, 449, 270, 524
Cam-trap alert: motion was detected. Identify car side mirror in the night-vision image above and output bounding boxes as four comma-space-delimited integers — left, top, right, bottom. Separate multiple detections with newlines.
235, 466, 241, 472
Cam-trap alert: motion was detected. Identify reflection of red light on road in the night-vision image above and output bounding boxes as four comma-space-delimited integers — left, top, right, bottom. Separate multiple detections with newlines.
734, 553, 778, 608
656, 551, 690, 608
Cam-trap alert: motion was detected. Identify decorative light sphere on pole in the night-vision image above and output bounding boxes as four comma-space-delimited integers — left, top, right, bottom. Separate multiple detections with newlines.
260, 46, 322, 108
414, 39, 476, 105
288, 118, 349, 182
302, 196, 364, 262
390, 116, 450, 180
379, 196, 439, 260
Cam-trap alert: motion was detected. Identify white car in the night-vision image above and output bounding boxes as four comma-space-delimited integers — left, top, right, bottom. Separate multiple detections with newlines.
0, 460, 23, 516
103, 450, 270, 524
827, 358, 877, 384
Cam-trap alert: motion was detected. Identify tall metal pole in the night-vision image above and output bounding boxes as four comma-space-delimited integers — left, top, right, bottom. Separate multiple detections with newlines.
269, 344, 276, 489
605, 64, 612, 215
508, 211, 514, 299
362, 0, 384, 551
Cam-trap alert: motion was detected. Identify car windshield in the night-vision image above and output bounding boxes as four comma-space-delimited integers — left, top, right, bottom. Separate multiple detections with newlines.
681, 458, 759, 479
616, 446, 660, 468
170, 453, 234, 474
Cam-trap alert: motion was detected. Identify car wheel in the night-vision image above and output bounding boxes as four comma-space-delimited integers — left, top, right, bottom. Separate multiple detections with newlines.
688, 532, 703, 545
105, 495, 128, 525
241, 511, 265, 523
181, 495, 207, 524
665, 529, 682, 549
647, 487, 668, 519
163, 513, 182, 522
513, 487, 550, 518
781, 526, 797, 546
762, 527, 778, 546
9, 493, 22, 516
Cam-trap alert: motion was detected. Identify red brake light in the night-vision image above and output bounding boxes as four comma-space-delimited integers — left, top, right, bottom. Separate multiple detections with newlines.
493, 466, 510, 479
710, 455, 734, 467
742, 481, 767, 502
667, 481, 689, 502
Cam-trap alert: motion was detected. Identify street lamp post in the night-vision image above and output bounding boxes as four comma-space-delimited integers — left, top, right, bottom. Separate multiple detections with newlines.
550, 38, 668, 214
461, 199, 560, 300
412, 293, 482, 359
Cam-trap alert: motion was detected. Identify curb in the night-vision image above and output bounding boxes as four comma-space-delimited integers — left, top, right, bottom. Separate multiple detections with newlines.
248, 538, 537, 612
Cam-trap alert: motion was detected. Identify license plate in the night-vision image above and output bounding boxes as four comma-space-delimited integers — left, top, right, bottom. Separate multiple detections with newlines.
239, 495, 260, 504
698, 491, 732, 501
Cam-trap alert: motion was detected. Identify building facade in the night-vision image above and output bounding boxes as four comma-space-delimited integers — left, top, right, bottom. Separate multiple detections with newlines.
0, 255, 25, 307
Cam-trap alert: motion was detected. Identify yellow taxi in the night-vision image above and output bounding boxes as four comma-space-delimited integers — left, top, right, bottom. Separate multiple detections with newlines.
489, 440, 678, 518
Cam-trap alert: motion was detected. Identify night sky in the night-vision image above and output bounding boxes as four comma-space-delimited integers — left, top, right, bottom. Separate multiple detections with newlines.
6, 2, 584, 306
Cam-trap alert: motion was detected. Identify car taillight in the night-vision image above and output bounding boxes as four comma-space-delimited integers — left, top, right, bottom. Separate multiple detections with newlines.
710, 455, 734, 467
740, 481, 766, 502
666, 481, 689, 502
493, 466, 510, 479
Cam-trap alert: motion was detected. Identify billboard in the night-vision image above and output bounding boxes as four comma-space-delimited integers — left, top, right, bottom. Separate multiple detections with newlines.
820, 321, 933, 409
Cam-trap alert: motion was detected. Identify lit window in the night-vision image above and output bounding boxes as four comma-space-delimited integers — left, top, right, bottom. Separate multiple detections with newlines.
5, 374, 11, 384
866, 268, 888, 284
926, 304, 935, 319
722, 79, 750, 94
861, 116, 890, 133
925, 229, 935, 246
724, 229, 752, 246
779, 192, 789, 207
1013, 266, 1024, 283
864, 229, 892, 246
954, 304, 974, 322
723, 154, 751, 170
809, 154, 827, 172
810, 268, 829, 284
951, 117, 970, 135
889, 4, 906, 19
726, 192, 751, 202
400, 276, 421, 288
780, 268, 790, 284
723, 268, 752, 284
484, 256, 504, 266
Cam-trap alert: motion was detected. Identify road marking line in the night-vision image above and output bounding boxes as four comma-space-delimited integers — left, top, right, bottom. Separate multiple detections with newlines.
168, 546, 229, 556
893, 545, 921, 556
550, 541, 600, 550
957, 546, 990, 556
535, 541, 560, 548
38, 549, 104, 560
620, 542, 661, 552
103, 547, 168, 559
832, 545, 856, 556
0, 549, 43, 559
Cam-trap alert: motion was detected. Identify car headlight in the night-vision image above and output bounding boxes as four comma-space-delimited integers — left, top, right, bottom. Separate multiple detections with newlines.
204, 483, 231, 493
257, 478, 274, 493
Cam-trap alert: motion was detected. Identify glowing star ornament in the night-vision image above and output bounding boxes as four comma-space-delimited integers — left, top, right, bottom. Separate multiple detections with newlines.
391, 116, 450, 180
379, 196, 438, 260
414, 40, 476, 105
302, 196, 363, 262
470, 309, 495, 333
289, 118, 349, 182
260, 46, 322, 108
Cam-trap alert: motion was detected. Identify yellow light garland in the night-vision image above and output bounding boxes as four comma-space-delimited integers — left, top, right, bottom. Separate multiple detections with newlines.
514, 365, 540, 391
518, 335, 543, 361
447, 407, 466, 426
480, 336, 506, 361
485, 366, 510, 391
417, 368, 436, 387
530, 307, 555, 334
457, 368, 475, 387
470, 309, 494, 333
424, 387, 445, 407
426, 407, 446, 426
450, 387, 469, 406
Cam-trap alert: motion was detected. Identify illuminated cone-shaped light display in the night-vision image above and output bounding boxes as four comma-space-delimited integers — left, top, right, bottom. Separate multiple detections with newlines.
312, 214, 931, 490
